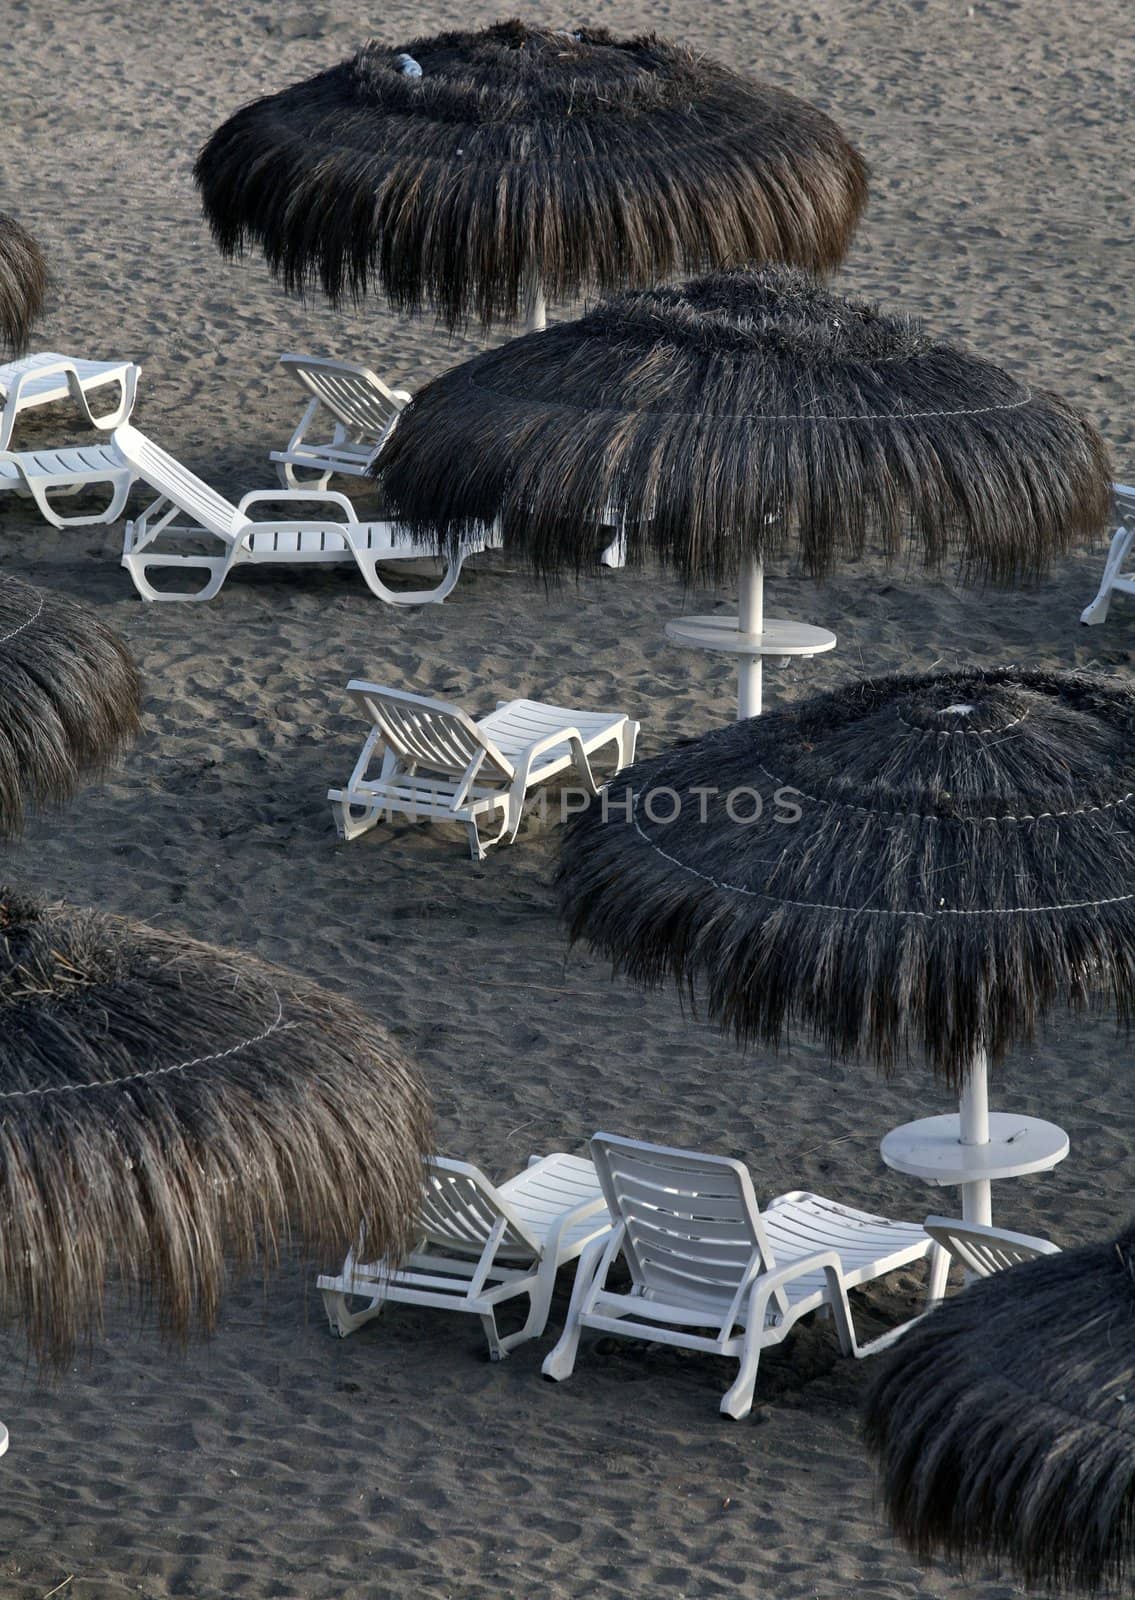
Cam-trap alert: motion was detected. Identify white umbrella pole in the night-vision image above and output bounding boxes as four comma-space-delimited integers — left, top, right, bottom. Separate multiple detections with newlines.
524, 275, 546, 334
958, 1048, 993, 1226
737, 554, 763, 719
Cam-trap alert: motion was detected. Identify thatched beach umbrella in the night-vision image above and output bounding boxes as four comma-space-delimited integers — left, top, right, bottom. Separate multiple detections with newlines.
557, 667, 1135, 1223
194, 20, 868, 334
0, 892, 432, 1369
0, 577, 140, 838
0, 214, 47, 354
863, 1225, 1135, 1593
380, 269, 1111, 716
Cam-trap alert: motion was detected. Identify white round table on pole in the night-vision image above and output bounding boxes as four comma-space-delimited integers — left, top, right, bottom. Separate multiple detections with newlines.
665, 555, 836, 719
879, 1049, 1069, 1228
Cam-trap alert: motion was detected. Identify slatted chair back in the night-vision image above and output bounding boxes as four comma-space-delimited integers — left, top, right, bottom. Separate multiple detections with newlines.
346, 683, 516, 783
420, 1158, 540, 1256
590, 1134, 783, 1328
924, 1216, 1059, 1279
114, 423, 244, 543
280, 355, 406, 441
1114, 482, 1135, 524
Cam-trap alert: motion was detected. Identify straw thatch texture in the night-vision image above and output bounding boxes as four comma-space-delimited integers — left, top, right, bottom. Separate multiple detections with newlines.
557, 667, 1135, 1082
380, 268, 1111, 585
863, 1226, 1135, 1594
0, 893, 433, 1368
0, 577, 141, 838
0, 213, 47, 353
194, 21, 868, 331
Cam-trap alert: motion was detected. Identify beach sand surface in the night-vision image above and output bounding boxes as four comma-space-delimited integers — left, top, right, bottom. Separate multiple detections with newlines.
0, 0, 1132, 1595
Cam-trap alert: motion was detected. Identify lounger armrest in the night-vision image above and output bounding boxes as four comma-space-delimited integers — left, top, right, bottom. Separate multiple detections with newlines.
4, 357, 76, 399
733, 1246, 850, 1333
238, 488, 359, 521
513, 727, 586, 782
752, 1249, 846, 1294
0, 360, 79, 449
540, 1195, 610, 1254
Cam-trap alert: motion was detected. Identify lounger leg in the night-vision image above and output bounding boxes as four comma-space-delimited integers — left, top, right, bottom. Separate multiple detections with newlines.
495, 1295, 547, 1358
927, 1242, 951, 1304
28, 471, 134, 530
541, 1234, 610, 1383
73, 366, 138, 432
468, 807, 511, 859
721, 1326, 764, 1421
815, 1266, 860, 1360
277, 461, 333, 493
322, 1286, 386, 1338
123, 554, 232, 602
619, 720, 640, 768
479, 1310, 505, 1361
330, 795, 385, 842
497, 1251, 560, 1355
352, 550, 466, 607
1081, 523, 1134, 624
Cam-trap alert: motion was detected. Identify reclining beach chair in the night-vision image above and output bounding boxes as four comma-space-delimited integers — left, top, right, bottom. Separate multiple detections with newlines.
270, 354, 411, 489
849, 1215, 1060, 1355
924, 1215, 1059, 1287
328, 682, 639, 858
114, 424, 476, 604
317, 1152, 611, 1359
541, 1135, 934, 1419
0, 352, 139, 451
0, 442, 136, 527
1081, 482, 1135, 624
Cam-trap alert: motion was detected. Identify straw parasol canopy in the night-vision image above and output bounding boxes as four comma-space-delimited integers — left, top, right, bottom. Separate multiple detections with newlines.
863, 1225, 1135, 1593
0, 577, 141, 839
194, 21, 868, 332
0, 213, 47, 354
556, 666, 1135, 1083
0, 892, 433, 1368
379, 267, 1112, 585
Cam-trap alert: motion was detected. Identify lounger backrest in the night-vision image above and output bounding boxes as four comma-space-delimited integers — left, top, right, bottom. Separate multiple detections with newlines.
590, 1134, 775, 1312
280, 355, 406, 440
112, 424, 244, 541
1114, 482, 1135, 524
419, 1158, 540, 1255
924, 1216, 1060, 1278
346, 682, 516, 782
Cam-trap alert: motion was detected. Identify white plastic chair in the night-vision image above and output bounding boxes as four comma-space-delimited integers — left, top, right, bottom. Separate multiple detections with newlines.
270, 354, 411, 490
0, 352, 139, 451
0, 443, 136, 527
317, 1152, 611, 1360
541, 1134, 934, 1419
328, 682, 639, 858
114, 424, 477, 604
1081, 482, 1135, 624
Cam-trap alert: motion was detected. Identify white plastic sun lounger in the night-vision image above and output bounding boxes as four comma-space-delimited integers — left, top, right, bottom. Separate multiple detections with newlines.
328, 682, 639, 858
317, 1152, 611, 1359
114, 424, 477, 604
541, 1135, 934, 1419
1081, 482, 1135, 624
0, 443, 136, 527
0, 352, 139, 451
270, 354, 411, 490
